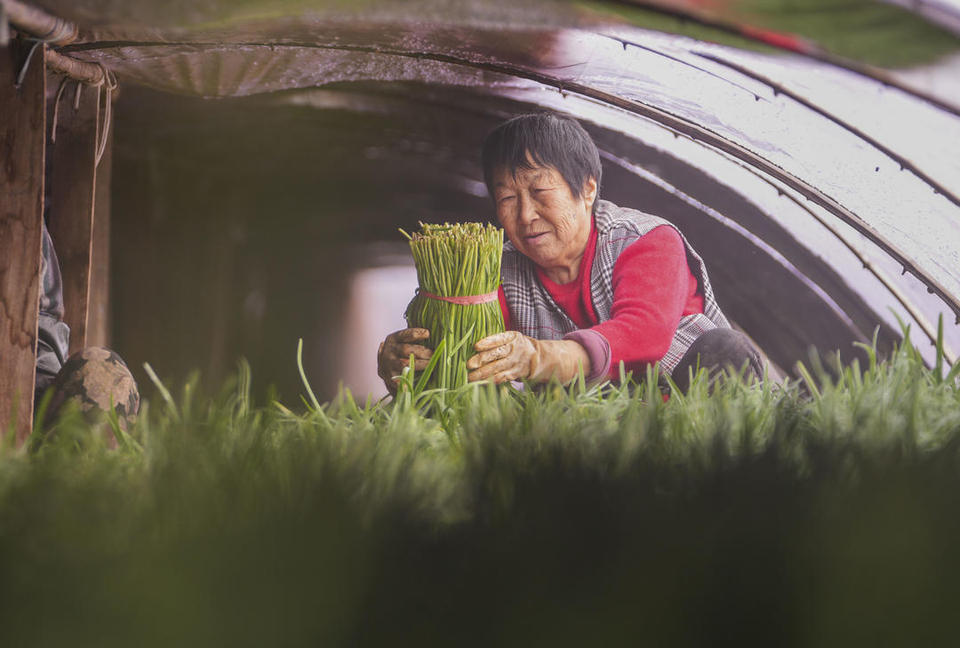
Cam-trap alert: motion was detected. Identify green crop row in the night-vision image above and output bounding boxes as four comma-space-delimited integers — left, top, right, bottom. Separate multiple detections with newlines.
1, 324, 959, 646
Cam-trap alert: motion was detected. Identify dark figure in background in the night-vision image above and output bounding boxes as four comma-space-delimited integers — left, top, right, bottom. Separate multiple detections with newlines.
36, 223, 139, 437
379, 112, 762, 393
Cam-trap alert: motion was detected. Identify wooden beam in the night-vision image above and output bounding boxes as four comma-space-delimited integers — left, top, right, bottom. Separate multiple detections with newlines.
45, 50, 106, 86
87, 117, 112, 348
0, 40, 46, 443
46, 75, 99, 354
2, 0, 77, 45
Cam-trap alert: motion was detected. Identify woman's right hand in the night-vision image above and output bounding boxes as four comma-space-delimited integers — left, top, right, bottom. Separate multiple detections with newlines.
377, 328, 432, 394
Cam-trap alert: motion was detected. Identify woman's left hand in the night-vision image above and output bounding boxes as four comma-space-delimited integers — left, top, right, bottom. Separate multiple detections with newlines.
466, 331, 591, 384
466, 331, 536, 383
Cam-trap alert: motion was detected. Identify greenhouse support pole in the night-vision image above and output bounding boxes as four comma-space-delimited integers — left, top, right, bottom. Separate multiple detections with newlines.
0, 39, 46, 444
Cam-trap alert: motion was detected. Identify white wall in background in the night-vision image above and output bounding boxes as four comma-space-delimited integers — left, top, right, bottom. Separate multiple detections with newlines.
340, 265, 418, 401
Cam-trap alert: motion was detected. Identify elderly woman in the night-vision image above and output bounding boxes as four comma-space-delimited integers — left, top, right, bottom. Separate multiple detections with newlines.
378, 113, 760, 392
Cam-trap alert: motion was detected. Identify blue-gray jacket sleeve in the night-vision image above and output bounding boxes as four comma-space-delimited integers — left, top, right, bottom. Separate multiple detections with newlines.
36, 223, 71, 394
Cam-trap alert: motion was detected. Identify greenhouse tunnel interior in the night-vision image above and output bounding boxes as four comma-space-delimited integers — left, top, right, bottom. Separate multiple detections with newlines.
107, 79, 944, 403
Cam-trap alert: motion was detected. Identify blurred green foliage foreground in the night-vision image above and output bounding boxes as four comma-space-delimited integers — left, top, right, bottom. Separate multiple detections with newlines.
3, 331, 960, 647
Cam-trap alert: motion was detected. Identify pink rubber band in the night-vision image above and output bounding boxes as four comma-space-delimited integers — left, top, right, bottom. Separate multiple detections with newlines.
419, 289, 499, 305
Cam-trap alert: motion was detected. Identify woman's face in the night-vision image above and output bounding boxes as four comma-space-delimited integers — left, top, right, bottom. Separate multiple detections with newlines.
491, 163, 597, 280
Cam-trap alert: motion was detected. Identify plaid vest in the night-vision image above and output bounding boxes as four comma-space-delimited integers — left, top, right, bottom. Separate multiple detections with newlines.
500, 199, 730, 375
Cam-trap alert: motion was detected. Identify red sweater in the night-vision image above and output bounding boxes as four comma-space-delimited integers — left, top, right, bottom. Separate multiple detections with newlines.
498, 221, 704, 380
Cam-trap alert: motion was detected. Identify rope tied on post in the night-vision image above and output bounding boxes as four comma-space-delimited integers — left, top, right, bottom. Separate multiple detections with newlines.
50, 74, 69, 142
94, 62, 117, 167
48, 61, 117, 167
5, 0, 114, 110
13, 38, 40, 87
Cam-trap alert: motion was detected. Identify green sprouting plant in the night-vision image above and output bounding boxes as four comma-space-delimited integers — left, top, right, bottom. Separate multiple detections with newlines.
1, 328, 960, 645
402, 222, 505, 390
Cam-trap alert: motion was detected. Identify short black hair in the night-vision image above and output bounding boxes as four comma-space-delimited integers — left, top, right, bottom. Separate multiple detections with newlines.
482, 112, 602, 208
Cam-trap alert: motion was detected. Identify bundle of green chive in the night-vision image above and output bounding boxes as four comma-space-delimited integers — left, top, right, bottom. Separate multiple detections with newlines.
403, 221, 505, 390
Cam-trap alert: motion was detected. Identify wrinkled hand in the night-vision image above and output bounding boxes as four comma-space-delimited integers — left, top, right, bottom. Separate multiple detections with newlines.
466, 331, 592, 384
466, 331, 537, 384
378, 328, 432, 393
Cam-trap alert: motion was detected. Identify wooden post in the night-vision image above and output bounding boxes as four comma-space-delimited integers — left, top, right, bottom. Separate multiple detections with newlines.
0, 40, 46, 443
87, 114, 112, 348
46, 75, 99, 354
